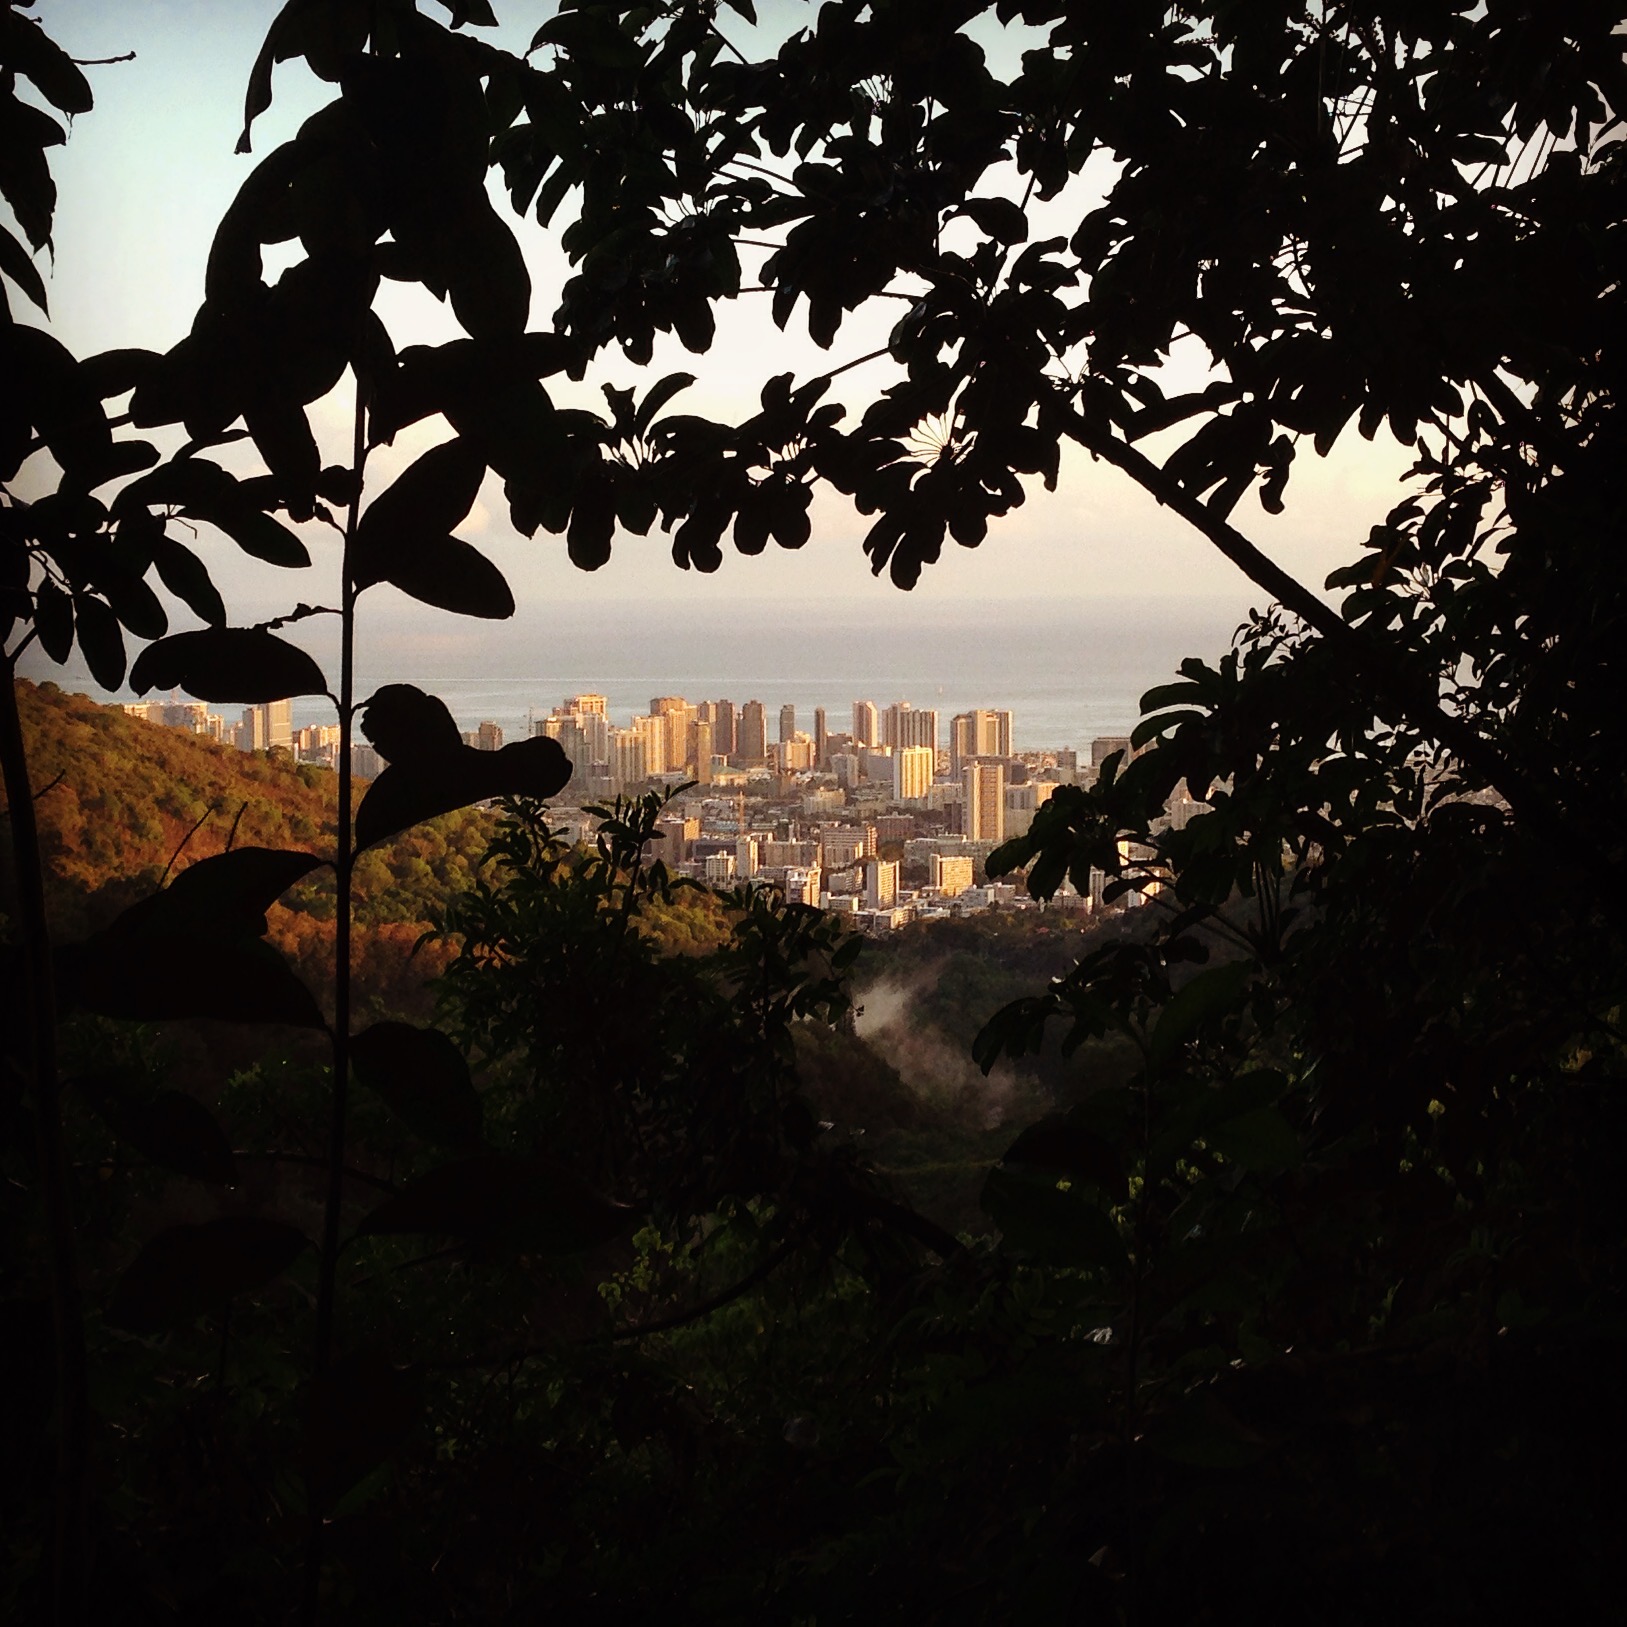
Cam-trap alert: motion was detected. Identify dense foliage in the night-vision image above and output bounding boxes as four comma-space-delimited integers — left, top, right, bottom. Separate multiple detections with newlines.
4, 2, 1624, 1624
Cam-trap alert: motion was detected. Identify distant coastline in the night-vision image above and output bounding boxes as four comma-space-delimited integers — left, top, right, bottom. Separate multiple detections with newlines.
24, 592, 1257, 755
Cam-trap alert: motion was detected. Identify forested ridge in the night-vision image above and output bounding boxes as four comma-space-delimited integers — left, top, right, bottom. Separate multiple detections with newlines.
5, 2, 1625, 1623
8, 680, 489, 1018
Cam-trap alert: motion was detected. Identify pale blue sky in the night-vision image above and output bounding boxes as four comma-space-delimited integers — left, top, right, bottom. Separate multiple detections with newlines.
24, 2, 1413, 643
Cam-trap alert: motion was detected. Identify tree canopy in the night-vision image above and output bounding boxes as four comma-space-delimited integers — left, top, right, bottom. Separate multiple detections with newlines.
3, 2, 1625, 1623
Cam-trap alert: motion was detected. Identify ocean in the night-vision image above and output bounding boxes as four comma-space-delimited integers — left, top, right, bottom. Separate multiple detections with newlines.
30, 594, 1257, 756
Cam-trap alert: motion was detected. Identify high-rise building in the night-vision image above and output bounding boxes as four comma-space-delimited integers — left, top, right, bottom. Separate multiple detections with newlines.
1091, 735, 1134, 769
650, 696, 695, 770
240, 699, 293, 753
853, 700, 879, 747
474, 720, 503, 751
566, 694, 608, 717
539, 716, 592, 789
738, 700, 768, 764
864, 856, 899, 909
892, 745, 935, 803
814, 706, 828, 767
884, 702, 938, 751
689, 718, 714, 784
963, 758, 1006, 842
779, 703, 796, 744
951, 709, 1013, 774
708, 700, 737, 759
609, 726, 647, 791
294, 723, 339, 766
633, 713, 669, 776
657, 813, 701, 863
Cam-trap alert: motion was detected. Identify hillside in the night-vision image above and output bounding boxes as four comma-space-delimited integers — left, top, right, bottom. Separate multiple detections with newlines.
7, 681, 497, 1020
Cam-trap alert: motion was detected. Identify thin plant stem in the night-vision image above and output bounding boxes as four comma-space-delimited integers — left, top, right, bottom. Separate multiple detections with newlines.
314, 378, 367, 1375
301, 371, 366, 1627
0, 664, 88, 1627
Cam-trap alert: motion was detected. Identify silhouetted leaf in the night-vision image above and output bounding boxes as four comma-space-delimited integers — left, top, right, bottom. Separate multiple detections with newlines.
981, 1165, 1128, 1274
355, 1153, 633, 1252
212, 505, 312, 568
108, 1217, 309, 1334
635, 371, 696, 436
113, 848, 325, 940
959, 196, 1028, 245
150, 534, 228, 626
352, 439, 510, 615
130, 627, 327, 703
58, 933, 326, 1028
360, 439, 485, 537
1142, 1388, 1268, 1469
244, 396, 321, 507
33, 579, 73, 663
355, 736, 570, 849
0, 219, 47, 313
352, 1021, 483, 1150
79, 348, 162, 402
74, 1072, 236, 1184
1002, 1117, 1127, 1199
72, 594, 126, 689
1206, 1106, 1300, 1174
304, 1343, 422, 1515
1147, 961, 1251, 1067
360, 683, 463, 763
0, 10, 95, 115
444, 195, 531, 339
359, 530, 513, 618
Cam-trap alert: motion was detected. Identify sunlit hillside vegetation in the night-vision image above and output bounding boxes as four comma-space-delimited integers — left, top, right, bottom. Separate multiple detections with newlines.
8, 681, 495, 1019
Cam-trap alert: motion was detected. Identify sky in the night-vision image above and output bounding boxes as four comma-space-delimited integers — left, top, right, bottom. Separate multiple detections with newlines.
21, 1, 1419, 674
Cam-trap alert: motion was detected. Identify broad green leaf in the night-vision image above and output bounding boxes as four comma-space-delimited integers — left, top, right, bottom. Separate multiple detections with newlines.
1142, 1387, 1268, 1469
74, 1073, 236, 1184
57, 932, 326, 1028
1001, 1117, 1127, 1199
355, 1153, 633, 1253
1147, 960, 1251, 1067
304, 1343, 421, 1516
351, 1022, 484, 1151
107, 1217, 309, 1334
981, 1165, 1128, 1275
1205, 1105, 1300, 1174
